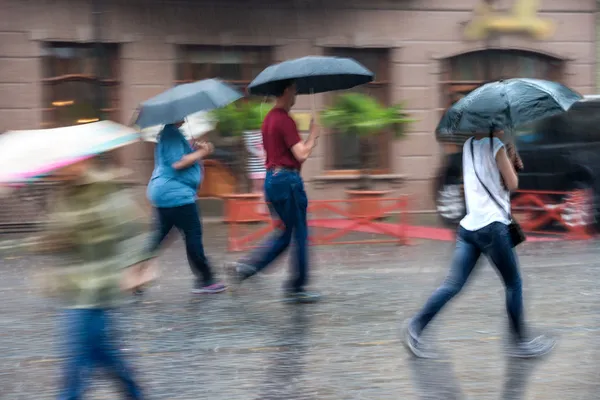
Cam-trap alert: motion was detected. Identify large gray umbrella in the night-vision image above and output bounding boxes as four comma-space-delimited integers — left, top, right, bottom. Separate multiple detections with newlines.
436, 78, 582, 141
247, 56, 374, 96
134, 78, 243, 129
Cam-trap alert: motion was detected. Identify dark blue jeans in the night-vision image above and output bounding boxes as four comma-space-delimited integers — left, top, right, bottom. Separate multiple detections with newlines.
413, 222, 525, 340
58, 309, 143, 400
245, 170, 309, 292
148, 203, 214, 285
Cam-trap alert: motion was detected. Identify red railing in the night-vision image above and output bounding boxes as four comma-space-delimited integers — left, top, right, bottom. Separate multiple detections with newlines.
227, 196, 412, 252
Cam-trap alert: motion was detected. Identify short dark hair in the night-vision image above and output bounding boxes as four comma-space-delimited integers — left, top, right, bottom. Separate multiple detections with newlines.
273, 79, 295, 97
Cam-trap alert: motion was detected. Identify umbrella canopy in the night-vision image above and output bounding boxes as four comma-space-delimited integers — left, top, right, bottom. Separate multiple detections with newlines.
139, 111, 216, 143
134, 78, 243, 129
436, 78, 582, 141
0, 120, 139, 184
247, 56, 374, 96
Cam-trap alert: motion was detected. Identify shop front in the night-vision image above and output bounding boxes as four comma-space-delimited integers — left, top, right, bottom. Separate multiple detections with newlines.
0, 0, 596, 222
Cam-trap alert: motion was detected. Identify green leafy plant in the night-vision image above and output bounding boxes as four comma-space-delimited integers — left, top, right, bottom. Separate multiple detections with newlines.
320, 93, 414, 189
211, 100, 273, 192
211, 103, 244, 138
240, 101, 274, 131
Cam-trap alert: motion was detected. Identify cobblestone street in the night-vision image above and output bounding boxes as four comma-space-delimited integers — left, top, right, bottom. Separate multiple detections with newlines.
1, 228, 599, 399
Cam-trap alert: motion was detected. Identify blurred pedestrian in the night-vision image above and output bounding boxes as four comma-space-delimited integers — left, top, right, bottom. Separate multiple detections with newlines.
402, 127, 555, 358
145, 122, 226, 294
227, 80, 321, 303
40, 158, 154, 400
243, 129, 268, 214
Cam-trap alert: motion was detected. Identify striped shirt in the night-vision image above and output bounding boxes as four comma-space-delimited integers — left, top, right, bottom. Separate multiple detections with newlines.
243, 130, 266, 174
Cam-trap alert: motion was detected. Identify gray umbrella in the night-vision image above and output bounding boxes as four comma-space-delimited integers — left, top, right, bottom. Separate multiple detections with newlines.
134, 78, 243, 129
248, 56, 374, 96
436, 78, 582, 141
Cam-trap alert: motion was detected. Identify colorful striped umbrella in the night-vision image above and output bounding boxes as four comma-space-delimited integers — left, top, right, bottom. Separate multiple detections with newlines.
0, 120, 139, 184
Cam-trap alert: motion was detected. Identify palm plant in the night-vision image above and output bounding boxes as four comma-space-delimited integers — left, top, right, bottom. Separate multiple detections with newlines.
320, 93, 414, 189
212, 100, 273, 192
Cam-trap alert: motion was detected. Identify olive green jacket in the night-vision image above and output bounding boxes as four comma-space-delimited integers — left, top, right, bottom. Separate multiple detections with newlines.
41, 169, 156, 308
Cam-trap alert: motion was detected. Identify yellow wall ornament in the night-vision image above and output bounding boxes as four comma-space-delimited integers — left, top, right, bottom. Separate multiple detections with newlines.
464, 0, 555, 40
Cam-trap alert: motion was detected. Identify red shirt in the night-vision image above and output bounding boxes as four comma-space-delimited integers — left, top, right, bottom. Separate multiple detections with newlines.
262, 107, 302, 170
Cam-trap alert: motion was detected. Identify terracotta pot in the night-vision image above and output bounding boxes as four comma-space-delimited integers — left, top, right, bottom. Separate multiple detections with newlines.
345, 190, 392, 219
222, 193, 265, 223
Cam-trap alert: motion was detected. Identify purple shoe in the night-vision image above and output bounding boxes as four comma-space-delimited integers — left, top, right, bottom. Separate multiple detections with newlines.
191, 282, 227, 294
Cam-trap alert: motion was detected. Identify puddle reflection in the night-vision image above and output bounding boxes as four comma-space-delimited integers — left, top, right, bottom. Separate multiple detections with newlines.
408, 354, 540, 399
257, 307, 314, 400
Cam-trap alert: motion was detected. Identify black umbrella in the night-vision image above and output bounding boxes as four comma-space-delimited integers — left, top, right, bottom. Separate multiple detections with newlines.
436, 78, 582, 141
247, 56, 374, 96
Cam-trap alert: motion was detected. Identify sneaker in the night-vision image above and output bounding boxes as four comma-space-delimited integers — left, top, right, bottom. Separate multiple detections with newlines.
191, 282, 227, 294
510, 335, 556, 358
225, 261, 256, 289
283, 290, 321, 304
401, 318, 435, 359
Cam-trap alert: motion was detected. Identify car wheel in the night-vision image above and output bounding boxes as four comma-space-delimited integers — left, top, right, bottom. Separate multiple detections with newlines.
436, 180, 466, 226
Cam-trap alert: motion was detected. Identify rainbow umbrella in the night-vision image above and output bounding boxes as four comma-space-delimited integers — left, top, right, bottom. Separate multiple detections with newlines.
0, 120, 139, 184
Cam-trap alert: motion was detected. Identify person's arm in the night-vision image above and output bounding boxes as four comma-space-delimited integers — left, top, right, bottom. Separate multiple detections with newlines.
172, 142, 214, 170
505, 142, 524, 172
289, 118, 319, 163
496, 147, 519, 191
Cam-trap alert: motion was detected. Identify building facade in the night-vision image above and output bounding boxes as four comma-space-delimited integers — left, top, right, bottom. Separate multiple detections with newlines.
0, 0, 597, 212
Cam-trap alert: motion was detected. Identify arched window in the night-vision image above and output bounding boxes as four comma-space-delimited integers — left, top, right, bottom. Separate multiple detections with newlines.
441, 50, 564, 107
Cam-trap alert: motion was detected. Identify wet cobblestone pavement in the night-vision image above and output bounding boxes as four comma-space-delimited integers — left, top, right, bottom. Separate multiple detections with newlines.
1, 228, 599, 399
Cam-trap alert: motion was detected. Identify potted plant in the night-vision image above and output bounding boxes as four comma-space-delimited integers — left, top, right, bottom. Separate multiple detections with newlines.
212, 100, 273, 222
320, 93, 413, 216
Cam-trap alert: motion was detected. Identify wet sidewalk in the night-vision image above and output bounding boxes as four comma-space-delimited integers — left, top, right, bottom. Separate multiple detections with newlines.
1, 232, 599, 399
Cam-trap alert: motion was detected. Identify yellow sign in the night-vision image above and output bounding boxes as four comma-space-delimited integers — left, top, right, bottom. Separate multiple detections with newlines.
464, 0, 555, 40
290, 112, 312, 131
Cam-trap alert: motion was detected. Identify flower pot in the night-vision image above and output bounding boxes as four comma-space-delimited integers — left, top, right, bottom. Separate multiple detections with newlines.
223, 193, 266, 223
345, 190, 392, 219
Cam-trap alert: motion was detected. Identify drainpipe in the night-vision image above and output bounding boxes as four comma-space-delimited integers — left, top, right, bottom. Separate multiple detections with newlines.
596, 0, 599, 92
92, 0, 104, 120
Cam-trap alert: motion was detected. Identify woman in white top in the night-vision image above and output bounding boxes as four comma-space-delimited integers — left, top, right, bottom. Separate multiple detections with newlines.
402, 128, 555, 359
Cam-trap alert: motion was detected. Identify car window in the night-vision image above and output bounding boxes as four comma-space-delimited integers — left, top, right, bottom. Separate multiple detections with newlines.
514, 120, 554, 145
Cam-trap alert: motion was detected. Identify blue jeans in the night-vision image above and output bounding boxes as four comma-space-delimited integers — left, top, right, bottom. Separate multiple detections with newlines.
58, 309, 143, 400
148, 203, 214, 285
413, 222, 525, 339
245, 169, 309, 292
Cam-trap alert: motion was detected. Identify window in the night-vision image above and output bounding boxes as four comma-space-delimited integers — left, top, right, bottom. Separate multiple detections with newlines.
442, 50, 563, 109
41, 43, 120, 128
176, 46, 272, 95
325, 48, 391, 172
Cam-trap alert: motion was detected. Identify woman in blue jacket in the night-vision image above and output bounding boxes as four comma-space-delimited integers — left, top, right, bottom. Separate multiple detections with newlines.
145, 121, 225, 294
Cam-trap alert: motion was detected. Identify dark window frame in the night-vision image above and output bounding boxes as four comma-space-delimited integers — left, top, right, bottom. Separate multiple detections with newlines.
41, 42, 120, 129
324, 47, 392, 173
175, 45, 273, 96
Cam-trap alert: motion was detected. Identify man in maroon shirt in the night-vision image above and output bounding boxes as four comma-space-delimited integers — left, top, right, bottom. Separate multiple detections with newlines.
228, 80, 321, 303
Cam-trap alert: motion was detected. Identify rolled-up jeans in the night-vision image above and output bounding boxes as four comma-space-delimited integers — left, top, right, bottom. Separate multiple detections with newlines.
413, 222, 526, 340
245, 169, 309, 292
